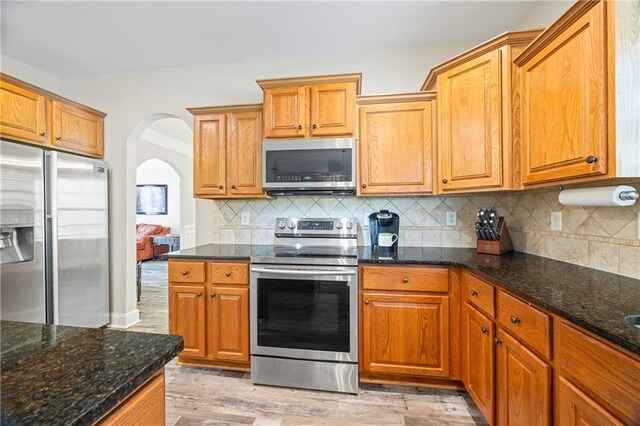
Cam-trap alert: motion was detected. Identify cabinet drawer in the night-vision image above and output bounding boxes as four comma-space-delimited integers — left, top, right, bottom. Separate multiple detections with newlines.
556, 321, 640, 425
210, 262, 249, 285
169, 261, 206, 283
497, 290, 551, 359
462, 272, 495, 318
361, 265, 449, 292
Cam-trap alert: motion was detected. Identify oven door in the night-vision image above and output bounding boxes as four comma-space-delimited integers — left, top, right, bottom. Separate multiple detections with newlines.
250, 264, 358, 362
262, 138, 356, 192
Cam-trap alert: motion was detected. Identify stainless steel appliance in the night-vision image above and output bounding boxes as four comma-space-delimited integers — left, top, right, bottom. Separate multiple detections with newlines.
262, 138, 356, 195
250, 217, 359, 394
0, 141, 109, 327
369, 210, 400, 251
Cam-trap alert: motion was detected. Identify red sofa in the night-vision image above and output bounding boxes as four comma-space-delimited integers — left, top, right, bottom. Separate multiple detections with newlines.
136, 224, 170, 262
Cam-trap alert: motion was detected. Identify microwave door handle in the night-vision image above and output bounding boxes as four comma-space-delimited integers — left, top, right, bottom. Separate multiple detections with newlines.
250, 267, 356, 276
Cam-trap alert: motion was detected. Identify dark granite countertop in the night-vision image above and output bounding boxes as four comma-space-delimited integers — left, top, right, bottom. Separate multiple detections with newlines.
166, 243, 640, 356
0, 321, 183, 425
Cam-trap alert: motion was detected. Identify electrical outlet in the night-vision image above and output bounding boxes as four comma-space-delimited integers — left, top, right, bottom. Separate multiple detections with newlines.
551, 211, 562, 231
446, 211, 457, 227
241, 212, 250, 225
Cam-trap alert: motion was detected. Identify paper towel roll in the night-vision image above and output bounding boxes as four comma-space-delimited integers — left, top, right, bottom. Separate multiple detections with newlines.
558, 185, 638, 207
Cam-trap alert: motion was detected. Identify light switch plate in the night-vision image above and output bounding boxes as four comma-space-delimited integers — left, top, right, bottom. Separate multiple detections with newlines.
241, 212, 250, 225
551, 211, 562, 231
446, 211, 457, 227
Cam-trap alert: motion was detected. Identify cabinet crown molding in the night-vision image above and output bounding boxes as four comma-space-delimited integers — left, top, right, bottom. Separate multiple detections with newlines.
514, 0, 604, 66
420, 29, 543, 91
186, 103, 262, 115
256, 73, 362, 94
357, 91, 436, 105
0, 73, 107, 118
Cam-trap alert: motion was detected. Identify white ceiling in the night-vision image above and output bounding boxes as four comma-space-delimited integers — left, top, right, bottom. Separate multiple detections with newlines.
1, 1, 538, 78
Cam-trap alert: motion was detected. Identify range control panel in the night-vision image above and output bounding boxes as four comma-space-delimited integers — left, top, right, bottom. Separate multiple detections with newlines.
274, 217, 357, 237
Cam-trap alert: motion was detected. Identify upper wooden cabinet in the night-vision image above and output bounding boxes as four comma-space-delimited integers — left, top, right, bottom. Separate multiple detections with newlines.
357, 93, 435, 195
257, 74, 361, 139
0, 74, 106, 158
515, 0, 640, 185
188, 105, 265, 199
422, 31, 541, 193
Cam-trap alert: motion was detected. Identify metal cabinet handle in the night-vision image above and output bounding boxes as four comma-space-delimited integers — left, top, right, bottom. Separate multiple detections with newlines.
312, 124, 317, 129
364, 300, 370, 305
442, 179, 448, 184
470, 290, 478, 297
402, 277, 409, 283
586, 155, 598, 164
210, 293, 216, 298
225, 272, 231, 277
218, 184, 223, 189
361, 183, 368, 189
230, 184, 236, 189
481, 327, 489, 334
494, 337, 503, 345
181, 271, 189, 276
56, 136, 63, 141
297, 124, 303, 130
510, 316, 521, 325
40, 132, 47, 137
196, 292, 202, 297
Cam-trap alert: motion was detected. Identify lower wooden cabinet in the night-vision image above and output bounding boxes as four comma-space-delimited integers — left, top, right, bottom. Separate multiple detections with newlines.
361, 292, 450, 378
556, 376, 623, 426
207, 286, 250, 362
496, 328, 551, 426
169, 284, 206, 358
461, 303, 495, 424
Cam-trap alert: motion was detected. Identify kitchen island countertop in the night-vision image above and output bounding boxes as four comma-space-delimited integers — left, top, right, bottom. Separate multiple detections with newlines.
166, 243, 640, 357
0, 321, 183, 425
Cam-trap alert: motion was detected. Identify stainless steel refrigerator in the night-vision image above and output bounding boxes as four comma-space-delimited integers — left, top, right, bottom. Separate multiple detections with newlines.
0, 140, 109, 327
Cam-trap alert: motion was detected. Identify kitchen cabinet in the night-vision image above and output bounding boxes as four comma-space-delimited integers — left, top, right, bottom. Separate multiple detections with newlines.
495, 328, 551, 426
207, 286, 249, 362
189, 105, 265, 199
0, 74, 106, 158
515, 0, 640, 185
169, 284, 206, 358
556, 376, 623, 426
258, 74, 361, 139
361, 292, 450, 378
52, 100, 104, 157
357, 93, 435, 195
422, 30, 541, 193
461, 303, 495, 424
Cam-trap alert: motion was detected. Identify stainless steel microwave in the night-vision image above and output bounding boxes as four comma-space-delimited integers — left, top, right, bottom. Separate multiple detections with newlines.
262, 138, 356, 195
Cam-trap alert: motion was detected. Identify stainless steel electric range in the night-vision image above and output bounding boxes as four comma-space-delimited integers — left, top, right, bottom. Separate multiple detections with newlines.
250, 217, 359, 394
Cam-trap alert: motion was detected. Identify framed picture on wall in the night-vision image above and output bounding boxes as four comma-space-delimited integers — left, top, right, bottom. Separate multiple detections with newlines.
136, 184, 168, 215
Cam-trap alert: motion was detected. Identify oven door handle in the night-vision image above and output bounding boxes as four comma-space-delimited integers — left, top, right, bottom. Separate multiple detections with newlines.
251, 267, 356, 276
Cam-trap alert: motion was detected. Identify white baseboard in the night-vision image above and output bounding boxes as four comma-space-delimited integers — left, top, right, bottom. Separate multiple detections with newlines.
108, 309, 141, 329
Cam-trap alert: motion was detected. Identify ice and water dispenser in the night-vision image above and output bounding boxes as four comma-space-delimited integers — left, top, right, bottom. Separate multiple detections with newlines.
0, 208, 35, 265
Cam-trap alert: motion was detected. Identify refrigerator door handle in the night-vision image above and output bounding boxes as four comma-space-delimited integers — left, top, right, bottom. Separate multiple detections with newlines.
45, 151, 60, 325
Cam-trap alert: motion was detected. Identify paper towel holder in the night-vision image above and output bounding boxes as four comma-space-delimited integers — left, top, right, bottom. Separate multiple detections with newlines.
558, 185, 639, 207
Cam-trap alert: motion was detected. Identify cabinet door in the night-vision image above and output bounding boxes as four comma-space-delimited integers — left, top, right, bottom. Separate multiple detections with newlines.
263, 86, 306, 138
462, 303, 495, 424
226, 111, 264, 197
361, 292, 449, 377
521, 2, 607, 185
309, 83, 355, 137
193, 113, 227, 197
169, 284, 206, 358
0, 81, 48, 144
496, 329, 551, 426
438, 49, 503, 192
52, 101, 104, 157
207, 286, 249, 362
557, 376, 623, 426
359, 101, 434, 195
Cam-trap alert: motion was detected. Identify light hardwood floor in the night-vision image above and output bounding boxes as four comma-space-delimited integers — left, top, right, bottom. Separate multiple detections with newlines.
130, 266, 487, 426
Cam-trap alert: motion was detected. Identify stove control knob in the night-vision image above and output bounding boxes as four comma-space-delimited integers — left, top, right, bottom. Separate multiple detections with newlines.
346, 220, 354, 230
336, 221, 344, 230
288, 221, 296, 229
277, 220, 287, 229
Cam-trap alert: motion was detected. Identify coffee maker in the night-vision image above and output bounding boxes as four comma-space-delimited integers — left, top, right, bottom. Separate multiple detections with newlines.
368, 210, 400, 251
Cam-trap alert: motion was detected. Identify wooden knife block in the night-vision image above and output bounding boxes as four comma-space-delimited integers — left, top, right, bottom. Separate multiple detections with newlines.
476, 221, 514, 255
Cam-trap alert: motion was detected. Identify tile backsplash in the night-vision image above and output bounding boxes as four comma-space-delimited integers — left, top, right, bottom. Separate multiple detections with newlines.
210, 185, 639, 279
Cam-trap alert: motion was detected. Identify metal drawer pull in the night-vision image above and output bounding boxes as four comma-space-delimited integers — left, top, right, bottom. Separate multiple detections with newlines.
210, 293, 216, 298
181, 271, 189, 276
494, 337, 503, 345
225, 272, 231, 277
402, 277, 409, 283
481, 326, 489, 334
470, 290, 478, 297
364, 300, 370, 305
196, 292, 202, 297
510, 316, 521, 325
